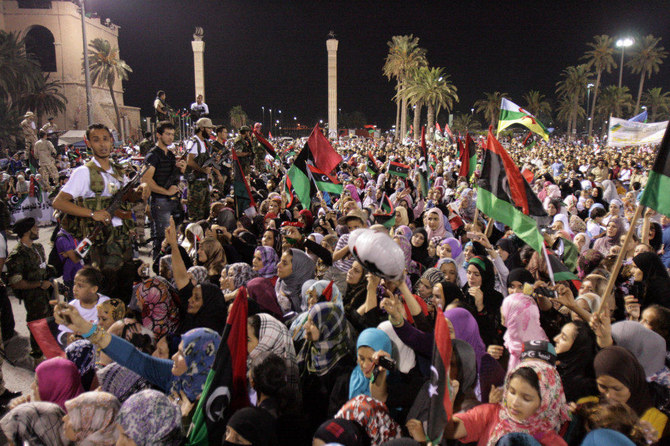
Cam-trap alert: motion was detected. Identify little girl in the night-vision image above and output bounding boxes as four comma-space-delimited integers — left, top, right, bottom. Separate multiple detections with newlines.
444, 360, 570, 446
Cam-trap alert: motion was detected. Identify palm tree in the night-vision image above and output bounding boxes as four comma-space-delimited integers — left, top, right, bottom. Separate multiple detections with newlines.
382, 35, 427, 140
627, 35, 668, 114
0, 30, 42, 104
555, 64, 593, 137
581, 35, 617, 137
404, 66, 458, 142
522, 90, 552, 120
16, 75, 67, 127
642, 87, 670, 121
451, 113, 482, 134
229, 105, 248, 130
85, 38, 133, 135
596, 85, 633, 119
403, 67, 423, 140
555, 96, 586, 136
474, 91, 508, 129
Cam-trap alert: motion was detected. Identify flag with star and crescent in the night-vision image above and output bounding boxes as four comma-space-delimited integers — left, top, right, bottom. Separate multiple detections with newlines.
426, 311, 454, 444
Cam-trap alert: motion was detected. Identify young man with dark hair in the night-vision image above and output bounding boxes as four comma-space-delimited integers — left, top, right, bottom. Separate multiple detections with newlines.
142, 121, 186, 259
185, 117, 215, 220
34, 129, 58, 186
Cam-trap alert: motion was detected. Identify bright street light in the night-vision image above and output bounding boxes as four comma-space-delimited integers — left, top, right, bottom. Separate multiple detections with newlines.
616, 37, 634, 88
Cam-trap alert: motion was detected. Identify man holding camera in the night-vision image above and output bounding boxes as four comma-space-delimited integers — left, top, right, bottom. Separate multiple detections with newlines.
142, 121, 186, 259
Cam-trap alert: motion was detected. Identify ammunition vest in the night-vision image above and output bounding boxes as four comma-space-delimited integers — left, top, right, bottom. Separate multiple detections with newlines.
186, 137, 210, 182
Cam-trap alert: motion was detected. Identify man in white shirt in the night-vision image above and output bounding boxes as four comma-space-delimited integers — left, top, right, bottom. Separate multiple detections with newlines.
190, 94, 209, 119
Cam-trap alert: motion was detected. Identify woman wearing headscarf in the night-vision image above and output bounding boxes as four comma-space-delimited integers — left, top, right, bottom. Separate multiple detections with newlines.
116, 389, 182, 446
313, 418, 370, 446
253, 245, 279, 284
246, 277, 283, 320
551, 213, 574, 240
298, 302, 355, 432
553, 320, 597, 403
220, 262, 258, 298
445, 307, 506, 402
423, 207, 448, 240
34, 357, 84, 411
495, 237, 522, 271
276, 248, 316, 313
592, 217, 624, 256
630, 251, 670, 309
335, 395, 401, 446
1, 402, 67, 446
96, 363, 153, 403
224, 406, 279, 446
586, 346, 668, 439
501, 293, 548, 372
393, 206, 410, 230
611, 321, 666, 379
65, 339, 97, 391
343, 261, 368, 316
437, 257, 465, 288
56, 305, 220, 419
196, 236, 226, 283
443, 360, 570, 446
63, 391, 120, 445
462, 256, 505, 347
179, 281, 227, 334
181, 222, 204, 262
414, 267, 445, 306
248, 313, 300, 393
410, 227, 431, 269
96, 298, 126, 331
133, 276, 180, 339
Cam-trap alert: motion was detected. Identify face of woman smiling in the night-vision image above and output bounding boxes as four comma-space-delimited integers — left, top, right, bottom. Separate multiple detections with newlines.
357, 346, 376, 378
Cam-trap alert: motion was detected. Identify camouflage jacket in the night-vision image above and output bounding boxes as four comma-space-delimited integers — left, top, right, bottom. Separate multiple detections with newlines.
6, 242, 53, 301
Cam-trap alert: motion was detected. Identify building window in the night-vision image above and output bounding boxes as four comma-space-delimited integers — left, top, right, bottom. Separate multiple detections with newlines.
17, 0, 52, 8
25, 26, 57, 72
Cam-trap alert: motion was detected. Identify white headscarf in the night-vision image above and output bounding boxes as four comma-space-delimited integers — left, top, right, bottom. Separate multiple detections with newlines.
377, 321, 416, 374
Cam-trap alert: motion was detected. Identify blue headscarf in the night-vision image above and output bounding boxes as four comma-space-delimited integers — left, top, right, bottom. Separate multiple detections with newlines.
348, 328, 392, 399
170, 328, 220, 401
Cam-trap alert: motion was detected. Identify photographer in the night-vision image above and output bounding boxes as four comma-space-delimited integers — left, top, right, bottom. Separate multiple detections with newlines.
142, 121, 186, 259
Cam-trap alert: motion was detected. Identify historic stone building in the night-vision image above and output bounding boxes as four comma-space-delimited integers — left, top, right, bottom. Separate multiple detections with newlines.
1, 0, 140, 141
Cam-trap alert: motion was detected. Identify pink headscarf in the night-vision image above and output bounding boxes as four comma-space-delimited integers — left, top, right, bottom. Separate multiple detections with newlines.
501, 293, 548, 372
424, 208, 448, 240
35, 357, 84, 411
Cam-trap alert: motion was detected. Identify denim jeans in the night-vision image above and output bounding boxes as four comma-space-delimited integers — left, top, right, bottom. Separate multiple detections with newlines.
150, 196, 181, 259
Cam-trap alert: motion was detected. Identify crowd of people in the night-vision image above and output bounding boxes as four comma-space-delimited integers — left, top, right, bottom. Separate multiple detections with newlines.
0, 115, 669, 446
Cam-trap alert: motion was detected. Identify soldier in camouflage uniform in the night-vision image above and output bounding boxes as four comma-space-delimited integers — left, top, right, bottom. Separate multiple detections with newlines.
53, 124, 141, 303
234, 126, 253, 176
185, 118, 214, 221
6, 218, 55, 359
251, 122, 268, 174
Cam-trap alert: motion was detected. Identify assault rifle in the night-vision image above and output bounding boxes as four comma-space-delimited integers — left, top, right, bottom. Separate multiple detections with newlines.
75, 165, 149, 258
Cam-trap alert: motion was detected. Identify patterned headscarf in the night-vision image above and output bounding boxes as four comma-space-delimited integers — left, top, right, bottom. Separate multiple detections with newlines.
393, 225, 413, 242
335, 395, 401, 446
248, 314, 299, 390
254, 246, 279, 278
0, 402, 67, 446
97, 363, 152, 403
298, 302, 351, 376
501, 293, 549, 372
134, 276, 180, 338
489, 360, 570, 446
65, 339, 97, 391
35, 357, 84, 411
224, 262, 258, 291
170, 327, 221, 401
116, 390, 182, 446
97, 298, 126, 325
64, 391, 120, 445
187, 266, 208, 285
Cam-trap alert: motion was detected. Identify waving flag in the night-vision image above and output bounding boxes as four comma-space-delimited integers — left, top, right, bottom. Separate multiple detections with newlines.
188, 289, 249, 445
373, 194, 395, 228
253, 130, 278, 159
641, 124, 670, 217
307, 124, 342, 173
287, 145, 312, 208
232, 149, 257, 218
498, 98, 550, 141
308, 164, 343, 195
367, 151, 380, 176
629, 110, 648, 123
388, 161, 410, 178
458, 134, 477, 179
427, 312, 453, 444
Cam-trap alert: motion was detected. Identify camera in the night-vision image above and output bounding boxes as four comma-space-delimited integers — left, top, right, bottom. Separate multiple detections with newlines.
377, 355, 397, 371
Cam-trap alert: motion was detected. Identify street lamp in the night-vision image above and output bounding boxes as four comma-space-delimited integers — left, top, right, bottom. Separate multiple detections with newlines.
586, 83, 594, 118
261, 106, 265, 129
616, 37, 634, 88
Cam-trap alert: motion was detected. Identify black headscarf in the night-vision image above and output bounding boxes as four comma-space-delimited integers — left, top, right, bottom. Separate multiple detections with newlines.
594, 346, 653, 416
506, 268, 535, 289
555, 320, 597, 402
650, 222, 663, 252
226, 407, 278, 446
496, 237, 522, 270
180, 283, 227, 334
314, 419, 370, 446
410, 227, 431, 268
632, 252, 670, 308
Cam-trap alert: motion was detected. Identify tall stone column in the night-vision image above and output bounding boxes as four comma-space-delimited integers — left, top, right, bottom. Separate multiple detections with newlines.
326, 33, 338, 139
191, 27, 205, 100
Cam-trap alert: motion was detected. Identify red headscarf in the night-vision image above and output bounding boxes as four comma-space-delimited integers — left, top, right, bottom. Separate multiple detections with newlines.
36, 357, 84, 411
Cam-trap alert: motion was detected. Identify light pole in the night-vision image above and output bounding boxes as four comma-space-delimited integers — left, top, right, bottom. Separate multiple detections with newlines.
80, 0, 93, 126
278, 110, 281, 136
269, 109, 273, 134
616, 37, 634, 88
261, 106, 265, 130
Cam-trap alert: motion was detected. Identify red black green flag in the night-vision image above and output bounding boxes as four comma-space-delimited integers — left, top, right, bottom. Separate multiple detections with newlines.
307, 124, 342, 173
367, 151, 380, 176
253, 130, 278, 159
426, 312, 453, 444
287, 145, 312, 209
188, 288, 250, 445
641, 124, 670, 217
476, 129, 545, 252
419, 126, 430, 197
232, 148, 257, 218
458, 133, 477, 179
388, 161, 410, 178
373, 194, 396, 228
308, 164, 343, 195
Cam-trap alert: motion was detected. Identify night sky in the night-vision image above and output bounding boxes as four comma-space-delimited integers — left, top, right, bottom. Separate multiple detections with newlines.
88, 0, 670, 129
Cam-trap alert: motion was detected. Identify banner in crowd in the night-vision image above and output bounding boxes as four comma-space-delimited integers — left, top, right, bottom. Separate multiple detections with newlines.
607, 117, 669, 147
9, 192, 56, 225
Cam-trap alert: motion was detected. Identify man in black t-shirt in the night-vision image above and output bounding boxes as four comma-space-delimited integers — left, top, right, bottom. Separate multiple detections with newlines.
211, 125, 231, 193
141, 121, 186, 259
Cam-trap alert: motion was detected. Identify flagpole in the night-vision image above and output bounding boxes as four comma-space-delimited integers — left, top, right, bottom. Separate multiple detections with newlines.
596, 203, 645, 314
542, 245, 556, 287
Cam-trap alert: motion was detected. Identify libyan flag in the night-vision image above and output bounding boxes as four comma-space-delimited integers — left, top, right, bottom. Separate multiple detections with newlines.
476, 129, 545, 253
426, 312, 453, 444
367, 151, 380, 176
307, 123, 342, 174
498, 98, 550, 141
232, 149, 257, 218
188, 289, 249, 445
373, 194, 396, 228
640, 123, 670, 217
252, 130, 278, 159
458, 134, 477, 179
308, 164, 343, 195
388, 161, 409, 178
